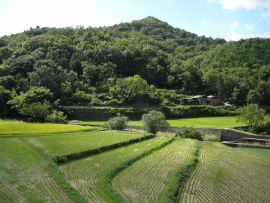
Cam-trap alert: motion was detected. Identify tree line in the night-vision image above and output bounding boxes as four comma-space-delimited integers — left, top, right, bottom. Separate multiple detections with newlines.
0, 16, 270, 121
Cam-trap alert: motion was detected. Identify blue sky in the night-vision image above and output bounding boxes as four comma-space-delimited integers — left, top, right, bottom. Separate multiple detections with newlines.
0, 0, 270, 41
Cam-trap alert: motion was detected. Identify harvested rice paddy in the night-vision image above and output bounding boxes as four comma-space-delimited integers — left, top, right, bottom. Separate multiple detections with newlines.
59, 137, 171, 203
113, 139, 196, 203
180, 142, 270, 202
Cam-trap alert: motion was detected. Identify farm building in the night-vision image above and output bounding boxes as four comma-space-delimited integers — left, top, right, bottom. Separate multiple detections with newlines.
207, 95, 221, 106
176, 95, 221, 106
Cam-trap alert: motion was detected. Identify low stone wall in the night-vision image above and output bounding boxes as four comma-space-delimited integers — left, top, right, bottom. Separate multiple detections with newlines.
222, 128, 270, 141
68, 109, 111, 121
222, 142, 270, 149
125, 125, 270, 142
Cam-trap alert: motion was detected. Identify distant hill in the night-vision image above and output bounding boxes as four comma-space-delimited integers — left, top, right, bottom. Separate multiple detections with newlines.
0, 16, 270, 119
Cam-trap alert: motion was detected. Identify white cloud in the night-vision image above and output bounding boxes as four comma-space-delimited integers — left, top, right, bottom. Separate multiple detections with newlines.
218, 0, 270, 10
225, 31, 270, 41
245, 24, 254, 31
201, 20, 211, 25
262, 11, 270, 21
231, 22, 239, 30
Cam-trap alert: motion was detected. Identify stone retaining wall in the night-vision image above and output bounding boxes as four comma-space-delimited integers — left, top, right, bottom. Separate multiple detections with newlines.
125, 125, 270, 142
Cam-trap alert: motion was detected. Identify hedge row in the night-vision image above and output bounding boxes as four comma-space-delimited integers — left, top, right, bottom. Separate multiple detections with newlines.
157, 139, 200, 203
53, 134, 155, 164
109, 105, 236, 120
102, 137, 175, 203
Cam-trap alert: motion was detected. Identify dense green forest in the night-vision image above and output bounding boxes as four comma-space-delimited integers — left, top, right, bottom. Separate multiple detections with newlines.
1, 17, 270, 121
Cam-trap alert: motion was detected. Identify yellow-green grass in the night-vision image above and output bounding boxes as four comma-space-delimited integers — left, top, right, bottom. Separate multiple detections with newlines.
75, 120, 107, 125
112, 139, 195, 203
25, 131, 152, 156
129, 116, 246, 128
0, 122, 95, 135
235, 148, 270, 159
180, 142, 270, 203
60, 137, 170, 203
76, 116, 246, 128
0, 138, 73, 202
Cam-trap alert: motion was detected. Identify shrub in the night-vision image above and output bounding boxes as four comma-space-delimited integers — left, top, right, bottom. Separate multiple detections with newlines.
141, 110, 170, 135
203, 134, 220, 141
45, 110, 67, 124
107, 115, 128, 130
175, 126, 204, 141
237, 103, 268, 129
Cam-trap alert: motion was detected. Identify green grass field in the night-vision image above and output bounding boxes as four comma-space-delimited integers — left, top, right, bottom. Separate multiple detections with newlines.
25, 131, 151, 156
0, 122, 96, 135
0, 138, 73, 202
180, 142, 270, 202
76, 116, 246, 128
1, 121, 270, 203
60, 137, 170, 203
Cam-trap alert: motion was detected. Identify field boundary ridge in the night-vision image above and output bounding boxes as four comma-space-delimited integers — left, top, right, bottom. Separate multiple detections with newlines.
104, 137, 175, 203
158, 139, 200, 203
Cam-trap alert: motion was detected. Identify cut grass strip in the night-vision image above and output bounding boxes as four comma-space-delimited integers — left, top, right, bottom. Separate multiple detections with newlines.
27, 131, 151, 156
235, 147, 270, 159
0, 122, 96, 135
0, 138, 73, 202
60, 137, 171, 203
180, 142, 270, 203
54, 134, 154, 163
113, 138, 198, 203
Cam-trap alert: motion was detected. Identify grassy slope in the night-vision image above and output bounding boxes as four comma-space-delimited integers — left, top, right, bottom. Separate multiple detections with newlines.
112, 139, 195, 203
59, 137, 170, 203
235, 148, 270, 159
26, 131, 149, 156
0, 138, 73, 202
77, 116, 246, 128
180, 142, 270, 203
0, 122, 95, 135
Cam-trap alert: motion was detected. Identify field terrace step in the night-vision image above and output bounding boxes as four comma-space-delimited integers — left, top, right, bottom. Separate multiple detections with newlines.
222, 141, 270, 149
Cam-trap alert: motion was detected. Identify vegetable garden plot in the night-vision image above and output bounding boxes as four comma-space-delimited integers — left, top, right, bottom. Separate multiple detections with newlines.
60, 137, 170, 203
0, 138, 72, 203
27, 131, 148, 156
112, 139, 195, 203
180, 142, 270, 203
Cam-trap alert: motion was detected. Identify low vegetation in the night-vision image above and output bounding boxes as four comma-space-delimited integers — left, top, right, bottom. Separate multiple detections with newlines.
141, 110, 170, 134
175, 126, 204, 140
107, 115, 128, 130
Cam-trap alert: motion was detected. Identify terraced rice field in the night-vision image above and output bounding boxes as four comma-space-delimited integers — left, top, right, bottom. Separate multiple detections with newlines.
24, 131, 149, 156
0, 122, 95, 135
113, 139, 195, 203
0, 138, 72, 202
180, 142, 270, 203
60, 137, 171, 203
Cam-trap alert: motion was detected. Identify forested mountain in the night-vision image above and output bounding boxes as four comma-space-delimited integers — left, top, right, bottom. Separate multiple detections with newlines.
0, 16, 270, 119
